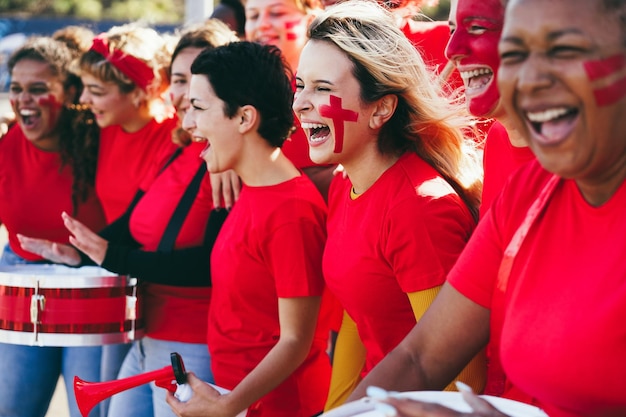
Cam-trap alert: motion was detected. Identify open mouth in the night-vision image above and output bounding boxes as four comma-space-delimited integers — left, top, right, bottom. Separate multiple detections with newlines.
194, 137, 211, 159
301, 122, 330, 144
526, 106, 579, 144
19, 108, 40, 128
460, 68, 493, 92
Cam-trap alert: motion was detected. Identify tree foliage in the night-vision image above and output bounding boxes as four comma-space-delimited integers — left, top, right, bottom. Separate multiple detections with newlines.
0, 0, 185, 24
420, 0, 451, 21
0, 0, 449, 25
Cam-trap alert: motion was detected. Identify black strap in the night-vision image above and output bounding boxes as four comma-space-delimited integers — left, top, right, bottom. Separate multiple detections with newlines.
157, 163, 207, 252
158, 147, 183, 175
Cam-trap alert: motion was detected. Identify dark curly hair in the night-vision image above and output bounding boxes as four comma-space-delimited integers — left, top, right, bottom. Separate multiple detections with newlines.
8, 36, 100, 214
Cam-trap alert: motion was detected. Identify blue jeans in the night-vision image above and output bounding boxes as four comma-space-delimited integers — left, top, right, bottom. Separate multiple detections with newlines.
100, 343, 132, 417
0, 343, 102, 417
0, 243, 50, 266
0, 244, 102, 417
107, 337, 213, 417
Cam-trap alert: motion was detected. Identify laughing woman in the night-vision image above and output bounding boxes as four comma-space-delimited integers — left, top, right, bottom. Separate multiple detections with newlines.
167, 41, 331, 417
292, 0, 485, 405
351, 0, 626, 416
0, 37, 105, 417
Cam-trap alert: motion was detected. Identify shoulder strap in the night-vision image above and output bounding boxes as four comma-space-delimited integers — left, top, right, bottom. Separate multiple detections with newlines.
157, 163, 207, 252
158, 147, 183, 176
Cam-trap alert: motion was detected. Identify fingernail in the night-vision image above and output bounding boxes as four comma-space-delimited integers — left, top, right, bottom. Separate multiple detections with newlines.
374, 403, 398, 416
455, 381, 473, 393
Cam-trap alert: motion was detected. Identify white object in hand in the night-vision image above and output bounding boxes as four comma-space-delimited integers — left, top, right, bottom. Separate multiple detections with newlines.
174, 381, 231, 402
175, 383, 193, 402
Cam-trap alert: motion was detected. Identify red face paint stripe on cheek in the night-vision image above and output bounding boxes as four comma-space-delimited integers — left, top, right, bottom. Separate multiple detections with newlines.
584, 54, 626, 106
592, 74, 626, 106
38, 95, 61, 130
583, 54, 625, 81
319, 95, 359, 153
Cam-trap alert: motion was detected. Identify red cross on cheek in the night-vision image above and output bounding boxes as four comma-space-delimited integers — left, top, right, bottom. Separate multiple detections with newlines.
285, 20, 300, 41
583, 53, 626, 106
319, 95, 359, 153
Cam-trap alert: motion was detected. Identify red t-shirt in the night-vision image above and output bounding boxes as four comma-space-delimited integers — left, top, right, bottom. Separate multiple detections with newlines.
96, 117, 178, 223
208, 175, 330, 417
129, 141, 213, 343
324, 152, 475, 374
480, 121, 535, 218
448, 160, 626, 417
0, 126, 106, 261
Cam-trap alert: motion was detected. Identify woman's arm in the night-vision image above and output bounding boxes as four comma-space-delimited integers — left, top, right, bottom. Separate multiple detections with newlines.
349, 283, 490, 400
407, 286, 487, 394
220, 296, 322, 415
166, 296, 322, 417
101, 208, 227, 286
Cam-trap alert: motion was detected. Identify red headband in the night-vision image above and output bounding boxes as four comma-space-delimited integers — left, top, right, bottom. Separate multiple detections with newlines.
89, 36, 155, 91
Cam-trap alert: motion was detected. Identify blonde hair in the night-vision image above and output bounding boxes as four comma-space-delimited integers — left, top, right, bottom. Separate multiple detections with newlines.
308, 0, 483, 218
295, 0, 324, 13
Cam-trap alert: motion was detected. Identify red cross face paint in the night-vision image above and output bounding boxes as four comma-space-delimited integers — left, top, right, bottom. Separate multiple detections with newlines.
583, 54, 626, 107
319, 95, 359, 153
285, 20, 300, 41
244, 0, 309, 68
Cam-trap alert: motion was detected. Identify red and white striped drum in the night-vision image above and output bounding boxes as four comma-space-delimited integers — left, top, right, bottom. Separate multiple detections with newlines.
0, 264, 143, 347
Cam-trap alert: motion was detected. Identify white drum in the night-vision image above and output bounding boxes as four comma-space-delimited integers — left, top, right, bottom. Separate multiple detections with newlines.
322, 391, 548, 417
0, 264, 143, 347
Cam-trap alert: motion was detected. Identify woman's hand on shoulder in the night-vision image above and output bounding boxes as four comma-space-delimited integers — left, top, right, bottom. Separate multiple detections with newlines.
210, 170, 242, 210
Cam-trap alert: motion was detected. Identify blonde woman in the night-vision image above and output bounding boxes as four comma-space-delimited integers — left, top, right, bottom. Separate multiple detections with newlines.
292, 0, 485, 408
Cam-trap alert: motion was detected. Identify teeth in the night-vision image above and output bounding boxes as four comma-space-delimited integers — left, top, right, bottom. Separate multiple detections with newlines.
20, 109, 37, 116
527, 107, 569, 123
460, 68, 492, 80
301, 122, 327, 129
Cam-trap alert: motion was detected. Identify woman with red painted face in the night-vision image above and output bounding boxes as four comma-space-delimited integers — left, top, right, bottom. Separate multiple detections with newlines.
0, 36, 106, 417
377, 0, 464, 95
347, 0, 626, 416
293, 1, 486, 410
446, 0, 535, 219
445, 0, 536, 403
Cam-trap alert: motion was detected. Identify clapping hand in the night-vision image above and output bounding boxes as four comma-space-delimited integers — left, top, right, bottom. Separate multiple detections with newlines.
18, 211, 108, 266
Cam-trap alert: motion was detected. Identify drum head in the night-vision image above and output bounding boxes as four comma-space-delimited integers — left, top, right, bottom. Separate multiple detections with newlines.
322, 391, 548, 417
0, 264, 142, 346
